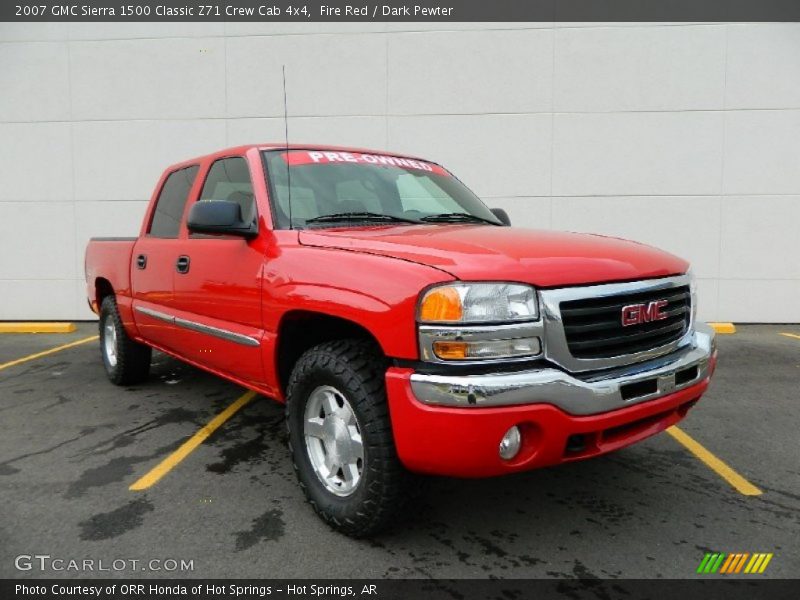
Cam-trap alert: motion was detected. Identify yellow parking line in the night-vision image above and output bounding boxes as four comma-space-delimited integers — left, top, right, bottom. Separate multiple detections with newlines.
0, 322, 77, 334
780, 332, 800, 341
667, 426, 762, 496
0, 335, 98, 371
708, 323, 736, 334
129, 390, 257, 491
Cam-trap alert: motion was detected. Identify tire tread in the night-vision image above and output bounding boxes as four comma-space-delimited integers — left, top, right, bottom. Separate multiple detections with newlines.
286, 338, 409, 537
99, 296, 151, 386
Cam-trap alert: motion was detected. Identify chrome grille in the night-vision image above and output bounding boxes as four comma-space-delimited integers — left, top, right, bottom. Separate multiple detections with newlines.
559, 285, 691, 359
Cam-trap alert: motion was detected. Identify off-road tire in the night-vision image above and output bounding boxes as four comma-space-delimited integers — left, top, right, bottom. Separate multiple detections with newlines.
99, 295, 151, 385
286, 338, 409, 537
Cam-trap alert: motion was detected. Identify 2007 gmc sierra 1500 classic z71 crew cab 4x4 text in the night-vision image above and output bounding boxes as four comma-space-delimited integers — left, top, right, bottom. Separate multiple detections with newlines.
85, 144, 717, 537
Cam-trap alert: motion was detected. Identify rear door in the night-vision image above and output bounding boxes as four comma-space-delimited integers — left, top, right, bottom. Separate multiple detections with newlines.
131, 165, 199, 350
170, 155, 266, 386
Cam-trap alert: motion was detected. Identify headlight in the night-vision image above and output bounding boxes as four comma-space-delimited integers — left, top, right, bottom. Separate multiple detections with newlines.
418, 283, 538, 324
417, 283, 542, 363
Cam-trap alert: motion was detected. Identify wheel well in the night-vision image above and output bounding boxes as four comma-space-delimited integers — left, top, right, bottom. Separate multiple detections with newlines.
276, 311, 383, 395
95, 277, 114, 309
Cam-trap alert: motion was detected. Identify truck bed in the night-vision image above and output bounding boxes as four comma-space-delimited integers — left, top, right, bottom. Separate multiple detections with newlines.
84, 237, 137, 315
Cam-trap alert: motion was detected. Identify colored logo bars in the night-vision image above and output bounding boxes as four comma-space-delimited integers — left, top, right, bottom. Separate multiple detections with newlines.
697, 552, 774, 574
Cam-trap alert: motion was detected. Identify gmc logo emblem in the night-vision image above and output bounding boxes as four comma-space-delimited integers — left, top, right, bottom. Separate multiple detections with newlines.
621, 300, 668, 327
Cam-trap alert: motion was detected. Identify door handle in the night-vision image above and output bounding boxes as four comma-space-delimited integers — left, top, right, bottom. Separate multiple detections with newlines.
176, 255, 190, 274
136, 254, 147, 269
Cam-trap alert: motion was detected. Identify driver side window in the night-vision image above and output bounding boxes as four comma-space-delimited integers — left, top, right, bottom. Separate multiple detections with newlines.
199, 157, 257, 225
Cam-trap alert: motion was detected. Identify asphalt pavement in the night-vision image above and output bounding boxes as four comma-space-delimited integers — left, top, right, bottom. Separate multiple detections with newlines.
1, 324, 798, 579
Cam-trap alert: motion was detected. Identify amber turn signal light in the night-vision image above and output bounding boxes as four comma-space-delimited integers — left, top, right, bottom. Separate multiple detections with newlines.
419, 286, 463, 322
432, 341, 468, 360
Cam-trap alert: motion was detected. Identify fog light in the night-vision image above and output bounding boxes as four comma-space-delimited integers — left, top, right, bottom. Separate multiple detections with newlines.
499, 426, 522, 460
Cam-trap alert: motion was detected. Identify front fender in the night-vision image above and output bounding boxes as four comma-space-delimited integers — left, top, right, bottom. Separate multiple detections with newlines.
263, 245, 455, 359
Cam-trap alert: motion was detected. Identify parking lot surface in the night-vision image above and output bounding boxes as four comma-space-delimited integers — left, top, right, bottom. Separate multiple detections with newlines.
1, 324, 798, 579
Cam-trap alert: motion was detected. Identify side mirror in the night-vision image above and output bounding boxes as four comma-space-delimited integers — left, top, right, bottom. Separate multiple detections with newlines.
490, 208, 511, 226
187, 200, 257, 238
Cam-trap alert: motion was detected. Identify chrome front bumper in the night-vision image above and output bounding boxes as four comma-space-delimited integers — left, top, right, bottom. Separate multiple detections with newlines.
409, 323, 716, 416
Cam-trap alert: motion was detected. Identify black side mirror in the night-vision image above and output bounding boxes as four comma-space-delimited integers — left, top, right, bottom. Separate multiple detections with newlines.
187, 200, 257, 238
490, 208, 511, 226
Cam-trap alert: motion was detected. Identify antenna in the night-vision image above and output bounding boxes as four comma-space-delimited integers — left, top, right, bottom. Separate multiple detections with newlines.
282, 65, 293, 230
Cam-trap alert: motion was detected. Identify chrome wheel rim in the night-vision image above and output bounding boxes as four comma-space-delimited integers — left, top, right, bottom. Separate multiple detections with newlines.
303, 385, 364, 497
103, 318, 118, 368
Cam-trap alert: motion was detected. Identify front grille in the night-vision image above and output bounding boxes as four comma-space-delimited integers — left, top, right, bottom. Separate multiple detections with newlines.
559, 285, 690, 359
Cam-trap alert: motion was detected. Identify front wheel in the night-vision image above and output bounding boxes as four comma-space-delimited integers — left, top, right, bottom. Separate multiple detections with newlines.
286, 339, 409, 537
99, 296, 151, 385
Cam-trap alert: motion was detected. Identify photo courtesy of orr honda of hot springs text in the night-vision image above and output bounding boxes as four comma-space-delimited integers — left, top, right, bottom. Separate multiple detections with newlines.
85, 145, 717, 537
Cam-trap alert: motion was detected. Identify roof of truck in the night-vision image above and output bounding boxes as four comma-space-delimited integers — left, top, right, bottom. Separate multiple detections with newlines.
170, 144, 434, 170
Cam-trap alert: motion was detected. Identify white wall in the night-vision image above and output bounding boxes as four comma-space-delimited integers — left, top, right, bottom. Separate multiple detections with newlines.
1, 21, 799, 322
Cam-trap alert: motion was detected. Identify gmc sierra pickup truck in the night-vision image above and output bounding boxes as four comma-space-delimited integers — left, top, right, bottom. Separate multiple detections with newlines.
85, 144, 717, 536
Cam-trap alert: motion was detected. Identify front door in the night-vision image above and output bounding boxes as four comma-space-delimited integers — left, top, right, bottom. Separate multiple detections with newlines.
170, 155, 266, 386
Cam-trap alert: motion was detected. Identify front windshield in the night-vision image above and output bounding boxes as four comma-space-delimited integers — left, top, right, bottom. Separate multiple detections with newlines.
262, 149, 501, 229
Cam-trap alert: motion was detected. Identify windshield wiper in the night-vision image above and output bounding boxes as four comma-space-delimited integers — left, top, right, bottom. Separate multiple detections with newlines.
419, 212, 500, 225
304, 212, 422, 225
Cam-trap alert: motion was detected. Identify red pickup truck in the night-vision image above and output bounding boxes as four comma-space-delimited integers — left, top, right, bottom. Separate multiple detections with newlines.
85, 144, 717, 536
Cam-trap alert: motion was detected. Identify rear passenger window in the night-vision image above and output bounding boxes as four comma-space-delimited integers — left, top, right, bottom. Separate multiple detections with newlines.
199, 157, 257, 225
148, 166, 199, 238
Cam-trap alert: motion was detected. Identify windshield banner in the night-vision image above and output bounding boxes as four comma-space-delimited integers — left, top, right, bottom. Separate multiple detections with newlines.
280, 151, 449, 176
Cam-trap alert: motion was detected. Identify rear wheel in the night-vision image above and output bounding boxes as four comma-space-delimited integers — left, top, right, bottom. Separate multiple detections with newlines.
286, 339, 409, 537
99, 296, 151, 385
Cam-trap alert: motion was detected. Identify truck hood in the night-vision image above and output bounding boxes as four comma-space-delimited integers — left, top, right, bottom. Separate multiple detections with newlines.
298, 225, 688, 287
